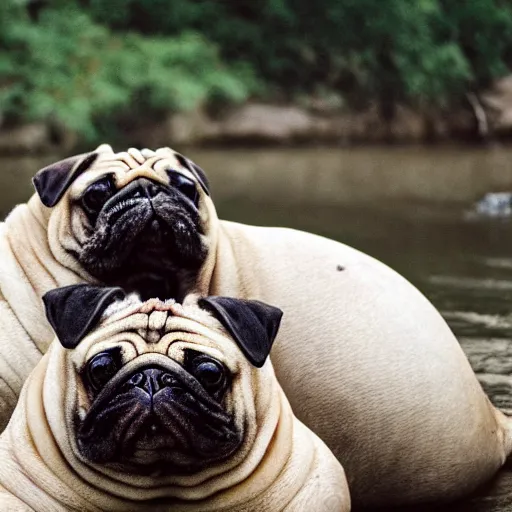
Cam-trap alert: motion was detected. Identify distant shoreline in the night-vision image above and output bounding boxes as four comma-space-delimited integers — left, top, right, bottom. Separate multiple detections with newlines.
1, 98, 512, 156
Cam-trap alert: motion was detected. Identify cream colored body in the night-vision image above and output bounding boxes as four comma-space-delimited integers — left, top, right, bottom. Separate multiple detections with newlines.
0, 146, 509, 507
198, 219, 512, 507
0, 196, 85, 430
0, 301, 349, 512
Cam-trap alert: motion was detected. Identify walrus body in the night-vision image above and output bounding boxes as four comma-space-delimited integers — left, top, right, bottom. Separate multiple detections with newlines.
0, 287, 349, 512
206, 221, 512, 506
0, 146, 510, 508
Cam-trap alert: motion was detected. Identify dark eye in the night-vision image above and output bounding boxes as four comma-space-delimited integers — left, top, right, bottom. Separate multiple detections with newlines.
188, 354, 226, 393
168, 171, 198, 206
87, 351, 120, 391
195, 361, 224, 387
81, 176, 116, 220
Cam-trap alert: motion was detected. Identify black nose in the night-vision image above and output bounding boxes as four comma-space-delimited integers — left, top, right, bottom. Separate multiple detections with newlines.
128, 368, 177, 395
123, 178, 163, 200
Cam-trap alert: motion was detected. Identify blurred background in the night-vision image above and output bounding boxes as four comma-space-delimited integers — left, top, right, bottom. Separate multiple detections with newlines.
5, 0, 512, 148
3, 0, 512, 395
3, 0, 512, 397
4, 1, 512, 508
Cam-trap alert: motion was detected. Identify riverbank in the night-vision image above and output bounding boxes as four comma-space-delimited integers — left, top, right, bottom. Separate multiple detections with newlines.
3, 76, 512, 155
0, 101, 481, 155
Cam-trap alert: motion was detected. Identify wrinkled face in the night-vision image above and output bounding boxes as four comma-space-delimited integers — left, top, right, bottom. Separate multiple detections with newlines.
71, 305, 244, 475
35, 147, 211, 300
43, 285, 282, 479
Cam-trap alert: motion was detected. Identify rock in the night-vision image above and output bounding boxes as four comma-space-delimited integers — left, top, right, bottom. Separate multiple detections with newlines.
164, 102, 432, 146
467, 192, 512, 218
121, 117, 176, 149
0, 94, 495, 155
216, 103, 315, 143
168, 108, 219, 146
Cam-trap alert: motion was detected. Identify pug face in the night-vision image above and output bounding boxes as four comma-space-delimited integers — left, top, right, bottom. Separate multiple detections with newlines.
42, 285, 282, 478
77, 341, 240, 473
33, 146, 212, 300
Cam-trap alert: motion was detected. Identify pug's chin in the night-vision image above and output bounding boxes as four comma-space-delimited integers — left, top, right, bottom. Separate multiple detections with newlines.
109, 446, 203, 477
79, 427, 241, 478
121, 271, 182, 302
121, 445, 211, 476
77, 198, 207, 301
101, 254, 197, 302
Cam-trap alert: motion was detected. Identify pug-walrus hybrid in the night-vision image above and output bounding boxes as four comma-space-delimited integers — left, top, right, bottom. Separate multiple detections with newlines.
0, 144, 208, 429
0, 285, 350, 512
1, 144, 511, 507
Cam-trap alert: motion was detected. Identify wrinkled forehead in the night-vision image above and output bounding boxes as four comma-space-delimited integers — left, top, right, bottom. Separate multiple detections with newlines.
99, 299, 223, 343
74, 147, 197, 190
68, 299, 235, 367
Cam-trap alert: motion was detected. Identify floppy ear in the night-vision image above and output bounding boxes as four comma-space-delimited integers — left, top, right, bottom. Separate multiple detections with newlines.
174, 153, 210, 196
42, 284, 126, 349
32, 152, 99, 207
198, 297, 283, 367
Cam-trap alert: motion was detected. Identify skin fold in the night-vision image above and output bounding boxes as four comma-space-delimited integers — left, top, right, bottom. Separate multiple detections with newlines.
0, 145, 510, 507
0, 292, 349, 512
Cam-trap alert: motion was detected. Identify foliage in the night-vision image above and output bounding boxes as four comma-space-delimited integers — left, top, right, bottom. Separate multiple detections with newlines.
85, 0, 512, 109
2, 0, 512, 138
0, 1, 257, 139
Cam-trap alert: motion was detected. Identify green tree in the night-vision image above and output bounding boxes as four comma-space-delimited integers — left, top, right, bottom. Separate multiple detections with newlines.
0, 0, 256, 140
2, 0, 512, 138
85, 0, 512, 110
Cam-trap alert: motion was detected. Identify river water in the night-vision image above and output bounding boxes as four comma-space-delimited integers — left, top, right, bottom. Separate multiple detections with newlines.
3, 146, 512, 510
